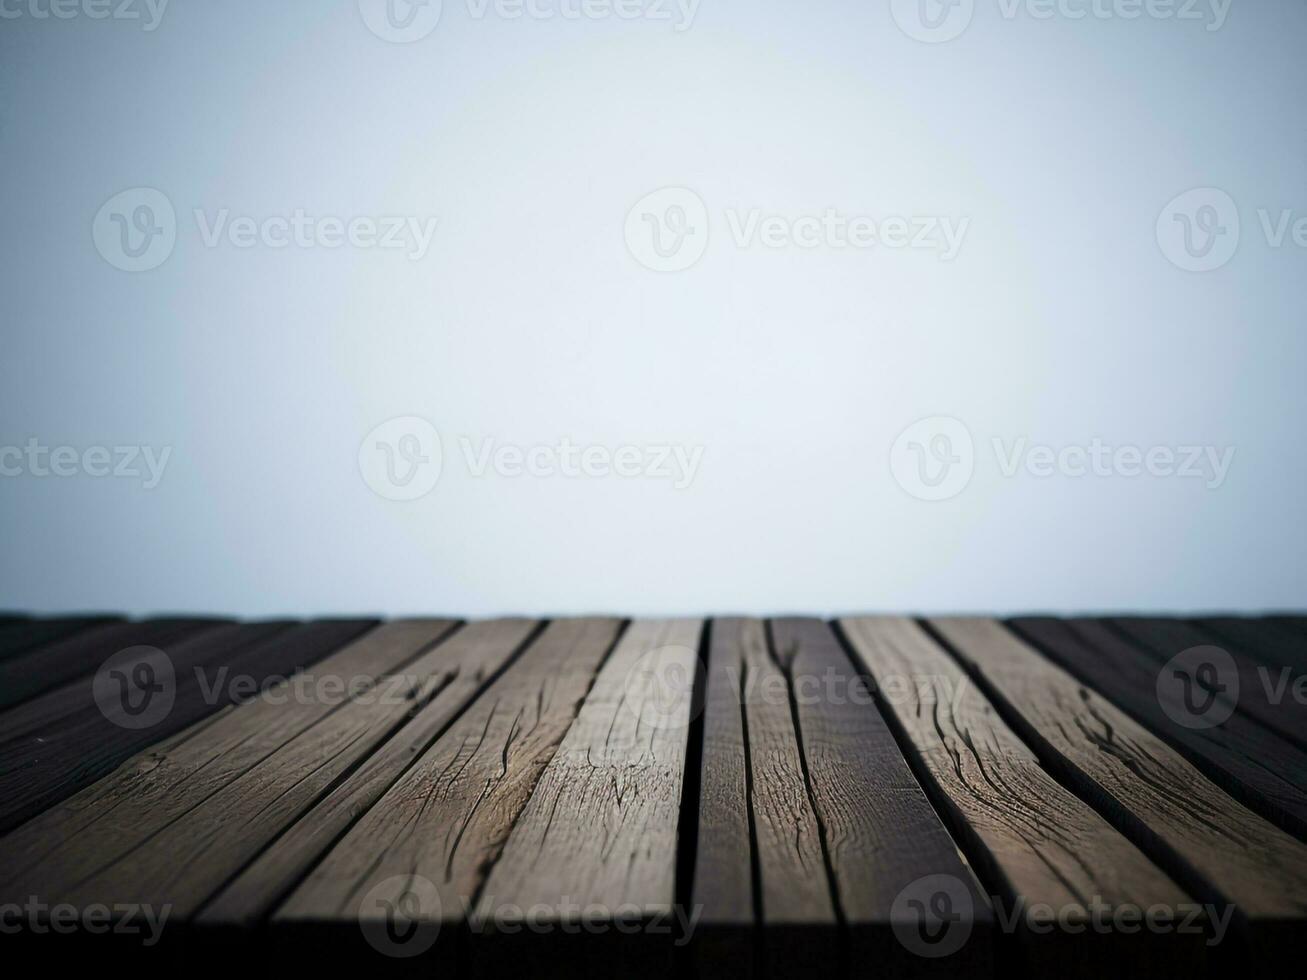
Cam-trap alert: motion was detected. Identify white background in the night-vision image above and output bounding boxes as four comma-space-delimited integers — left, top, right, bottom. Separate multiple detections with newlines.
2, 0, 1304, 616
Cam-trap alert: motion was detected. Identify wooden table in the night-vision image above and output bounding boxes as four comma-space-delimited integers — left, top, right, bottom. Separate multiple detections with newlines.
1, 613, 1304, 977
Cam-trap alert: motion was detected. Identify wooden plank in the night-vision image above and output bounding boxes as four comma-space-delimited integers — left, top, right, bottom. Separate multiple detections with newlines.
472, 619, 702, 912
0, 621, 286, 744
771, 618, 991, 976
199, 617, 567, 927
0, 619, 457, 904
739, 618, 835, 930
1197, 616, 1307, 672
0, 620, 378, 833
687, 618, 756, 978
268, 617, 620, 937
1107, 617, 1306, 749
929, 617, 1307, 961
0, 617, 230, 708
452, 619, 702, 974
1010, 617, 1307, 841
21, 619, 521, 920
842, 617, 1202, 973
0, 616, 123, 661
736, 617, 841, 980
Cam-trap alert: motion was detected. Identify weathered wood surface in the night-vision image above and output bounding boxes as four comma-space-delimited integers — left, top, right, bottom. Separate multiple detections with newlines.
1107, 617, 1307, 749
929, 617, 1307, 959
689, 618, 756, 976
0, 611, 1304, 976
842, 617, 1198, 973
0, 619, 457, 905
0, 617, 231, 708
24, 618, 487, 919
774, 618, 993, 976
473, 619, 703, 916
0, 619, 308, 832
736, 618, 835, 928
1010, 617, 1307, 840
271, 617, 620, 927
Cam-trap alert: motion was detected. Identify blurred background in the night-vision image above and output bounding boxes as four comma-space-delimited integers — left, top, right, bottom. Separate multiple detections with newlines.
2, 0, 1304, 616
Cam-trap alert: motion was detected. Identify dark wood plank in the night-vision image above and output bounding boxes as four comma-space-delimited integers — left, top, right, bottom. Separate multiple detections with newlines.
929, 617, 1307, 961
0, 619, 457, 905
688, 618, 757, 978
1009, 617, 1307, 841
21, 619, 512, 919
1268, 616, 1307, 645
199, 618, 568, 926
0, 616, 123, 661
268, 618, 620, 938
0, 617, 230, 708
843, 617, 1202, 973
0, 622, 287, 744
1197, 616, 1307, 672
771, 618, 992, 976
1107, 617, 1306, 749
0, 619, 377, 833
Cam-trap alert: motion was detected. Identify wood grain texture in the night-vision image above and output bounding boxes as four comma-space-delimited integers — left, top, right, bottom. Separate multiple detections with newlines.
0, 620, 311, 833
0, 619, 455, 905
692, 619, 753, 923
0, 622, 291, 744
688, 618, 756, 978
202, 618, 556, 925
0, 616, 122, 661
739, 618, 834, 929
737, 618, 840, 980
1107, 617, 1307, 749
271, 617, 620, 928
474, 619, 703, 917
842, 617, 1198, 973
43, 619, 515, 919
0, 618, 231, 708
1011, 617, 1307, 841
772, 618, 992, 977
929, 617, 1307, 955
